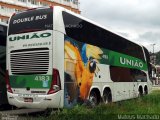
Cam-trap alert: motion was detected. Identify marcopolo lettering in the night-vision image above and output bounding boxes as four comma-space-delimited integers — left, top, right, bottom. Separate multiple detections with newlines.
120, 57, 143, 68
9, 32, 51, 41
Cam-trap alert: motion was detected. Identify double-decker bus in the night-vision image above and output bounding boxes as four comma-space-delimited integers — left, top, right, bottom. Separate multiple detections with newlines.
6, 6, 152, 108
0, 22, 8, 107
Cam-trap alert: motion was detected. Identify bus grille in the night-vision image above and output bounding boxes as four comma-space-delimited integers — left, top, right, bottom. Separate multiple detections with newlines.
10, 48, 49, 75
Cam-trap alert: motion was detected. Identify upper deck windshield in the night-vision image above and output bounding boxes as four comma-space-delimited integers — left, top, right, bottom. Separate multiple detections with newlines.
8, 8, 53, 35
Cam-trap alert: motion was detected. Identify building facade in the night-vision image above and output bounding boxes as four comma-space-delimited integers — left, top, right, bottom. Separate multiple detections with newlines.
0, 0, 80, 23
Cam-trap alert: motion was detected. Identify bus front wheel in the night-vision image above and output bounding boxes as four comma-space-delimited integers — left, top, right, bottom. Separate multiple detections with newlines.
89, 91, 98, 107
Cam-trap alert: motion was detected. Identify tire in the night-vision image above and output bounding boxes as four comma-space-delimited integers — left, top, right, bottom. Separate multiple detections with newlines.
138, 87, 143, 97
89, 91, 98, 107
103, 90, 112, 104
144, 87, 148, 95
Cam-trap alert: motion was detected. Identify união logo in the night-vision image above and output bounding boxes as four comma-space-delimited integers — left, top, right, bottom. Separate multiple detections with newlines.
120, 57, 144, 68
9, 32, 51, 41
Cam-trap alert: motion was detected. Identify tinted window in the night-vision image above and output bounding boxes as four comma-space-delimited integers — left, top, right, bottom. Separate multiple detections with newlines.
110, 66, 147, 82
63, 11, 145, 61
8, 8, 53, 35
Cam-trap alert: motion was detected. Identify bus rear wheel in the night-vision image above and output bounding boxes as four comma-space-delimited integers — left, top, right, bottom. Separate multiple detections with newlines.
138, 86, 143, 97
144, 86, 148, 95
103, 89, 112, 104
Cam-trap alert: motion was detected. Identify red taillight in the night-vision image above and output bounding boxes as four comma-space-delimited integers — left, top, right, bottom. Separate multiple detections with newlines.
5, 70, 13, 93
47, 69, 61, 94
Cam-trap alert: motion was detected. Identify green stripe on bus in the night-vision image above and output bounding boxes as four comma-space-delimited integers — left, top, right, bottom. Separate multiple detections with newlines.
9, 75, 52, 88
99, 48, 147, 71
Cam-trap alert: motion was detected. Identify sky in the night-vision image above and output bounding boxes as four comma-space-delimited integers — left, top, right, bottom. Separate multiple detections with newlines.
79, 0, 160, 53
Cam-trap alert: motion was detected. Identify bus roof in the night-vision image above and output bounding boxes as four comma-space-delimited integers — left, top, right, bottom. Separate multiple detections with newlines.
9, 6, 143, 49
57, 6, 143, 48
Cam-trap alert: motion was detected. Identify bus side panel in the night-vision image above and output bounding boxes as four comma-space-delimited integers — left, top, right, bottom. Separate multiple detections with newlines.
0, 28, 9, 106
53, 30, 65, 108
64, 35, 111, 107
0, 46, 8, 105
64, 35, 80, 107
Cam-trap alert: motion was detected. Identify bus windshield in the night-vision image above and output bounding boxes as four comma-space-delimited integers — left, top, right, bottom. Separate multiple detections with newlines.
8, 8, 53, 35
